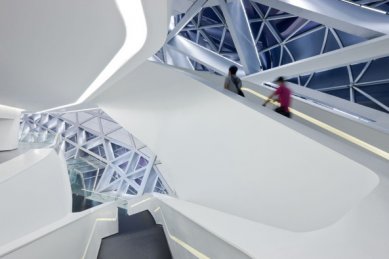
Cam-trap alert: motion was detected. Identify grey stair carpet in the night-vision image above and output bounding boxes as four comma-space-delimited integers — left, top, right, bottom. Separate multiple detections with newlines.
97, 210, 172, 259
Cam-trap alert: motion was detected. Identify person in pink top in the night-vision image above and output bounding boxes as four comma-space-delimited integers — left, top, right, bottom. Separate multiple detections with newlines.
263, 77, 292, 118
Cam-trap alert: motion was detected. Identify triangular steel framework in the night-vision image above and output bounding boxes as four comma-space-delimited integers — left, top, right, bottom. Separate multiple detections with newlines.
155, 0, 389, 113
19, 109, 173, 198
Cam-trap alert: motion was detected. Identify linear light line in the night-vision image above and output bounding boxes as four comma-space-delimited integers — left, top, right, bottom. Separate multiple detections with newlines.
154, 202, 211, 259
241, 87, 389, 160
170, 235, 211, 259
130, 197, 152, 208
81, 215, 118, 259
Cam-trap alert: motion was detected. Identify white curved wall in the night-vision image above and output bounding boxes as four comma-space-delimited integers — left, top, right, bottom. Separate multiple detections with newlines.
0, 149, 72, 246
0, 105, 21, 151
95, 61, 379, 232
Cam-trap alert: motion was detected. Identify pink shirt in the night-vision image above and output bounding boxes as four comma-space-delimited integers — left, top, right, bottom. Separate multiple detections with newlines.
275, 83, 291, 112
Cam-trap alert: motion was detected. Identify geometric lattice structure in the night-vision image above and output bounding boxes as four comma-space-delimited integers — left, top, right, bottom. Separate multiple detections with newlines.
290, 55, 389, 113
159, 0, 368, 72
155, 0, 388, 113
20, 109, 172, 198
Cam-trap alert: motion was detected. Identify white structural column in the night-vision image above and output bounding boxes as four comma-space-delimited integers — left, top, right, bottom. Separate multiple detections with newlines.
218, 0, 262, 74
0, 105, 22, 151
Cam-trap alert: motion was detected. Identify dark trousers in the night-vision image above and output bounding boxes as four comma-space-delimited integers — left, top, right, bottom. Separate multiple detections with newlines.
275, 107, 291, 118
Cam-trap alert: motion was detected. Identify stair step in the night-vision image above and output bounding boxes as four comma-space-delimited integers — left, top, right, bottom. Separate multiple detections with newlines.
98, 225, 172, 259
118, 208, 156, 234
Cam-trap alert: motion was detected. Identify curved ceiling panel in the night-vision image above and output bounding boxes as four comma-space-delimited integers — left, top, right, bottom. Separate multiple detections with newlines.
85, 0, 170, 102
0, 0, 126, 111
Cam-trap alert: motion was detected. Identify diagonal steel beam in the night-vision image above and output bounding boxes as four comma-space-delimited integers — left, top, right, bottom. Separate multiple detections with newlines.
164, 45, 195, 70
218, 27, 227, 53
250, 0, 384, 38
267, 13, 297, 20
166, 0, 208, 42
356, 0, 384, 5
253, 3, 298, 73
353, 86, 389, 112
372, 0, 389, 7
181, 24, 225, 31
211, 6, 226, 25
168, 35, 245, 76
218, 0, 262, 74
199, 30, 218, 51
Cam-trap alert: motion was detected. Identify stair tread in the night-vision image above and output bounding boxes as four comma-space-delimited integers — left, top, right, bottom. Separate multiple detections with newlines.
118, 209, 156, 234
98, 212, 172, 259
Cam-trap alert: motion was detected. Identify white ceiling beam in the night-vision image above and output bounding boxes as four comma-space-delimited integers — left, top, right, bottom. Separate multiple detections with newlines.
251, 0, 387, 38
244, 35, 389, 83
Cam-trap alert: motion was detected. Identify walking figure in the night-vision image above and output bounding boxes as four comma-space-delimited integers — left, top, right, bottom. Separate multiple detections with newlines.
224, 65, 244, 97
263, 77, 291, 118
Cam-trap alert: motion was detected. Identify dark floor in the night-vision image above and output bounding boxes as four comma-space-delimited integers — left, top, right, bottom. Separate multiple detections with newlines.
98, 209, 172, 259
72, 193, 101, 212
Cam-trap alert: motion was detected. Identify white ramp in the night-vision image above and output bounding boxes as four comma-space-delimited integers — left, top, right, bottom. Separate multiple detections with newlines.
94, 61, 379, 232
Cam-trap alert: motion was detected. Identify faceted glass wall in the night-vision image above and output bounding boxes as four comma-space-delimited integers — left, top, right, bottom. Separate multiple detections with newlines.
20, 109, 172, 199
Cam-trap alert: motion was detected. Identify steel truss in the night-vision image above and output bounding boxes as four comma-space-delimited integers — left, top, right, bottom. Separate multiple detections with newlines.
156, 0, 389, 113
20, 109, 172, 198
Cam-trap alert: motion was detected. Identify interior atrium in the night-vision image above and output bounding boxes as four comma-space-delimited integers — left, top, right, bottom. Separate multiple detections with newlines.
0, 0, 388, 258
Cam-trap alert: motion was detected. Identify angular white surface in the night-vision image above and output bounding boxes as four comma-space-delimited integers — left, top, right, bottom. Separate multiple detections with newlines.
0, 105, 21, 151
95, 61, 379, 231
0, 149, 72, 246
0, 203, 118, 259
0, 0, 125, 110
85, 0, 171, 103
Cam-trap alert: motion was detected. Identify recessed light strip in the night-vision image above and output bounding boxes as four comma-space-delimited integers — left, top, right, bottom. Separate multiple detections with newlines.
263, 82, 375, 123
241, 87, 389, 160
169, 234, 211, 259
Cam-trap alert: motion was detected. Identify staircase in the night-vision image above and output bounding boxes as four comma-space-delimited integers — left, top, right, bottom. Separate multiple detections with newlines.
97, 209, 172, 259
